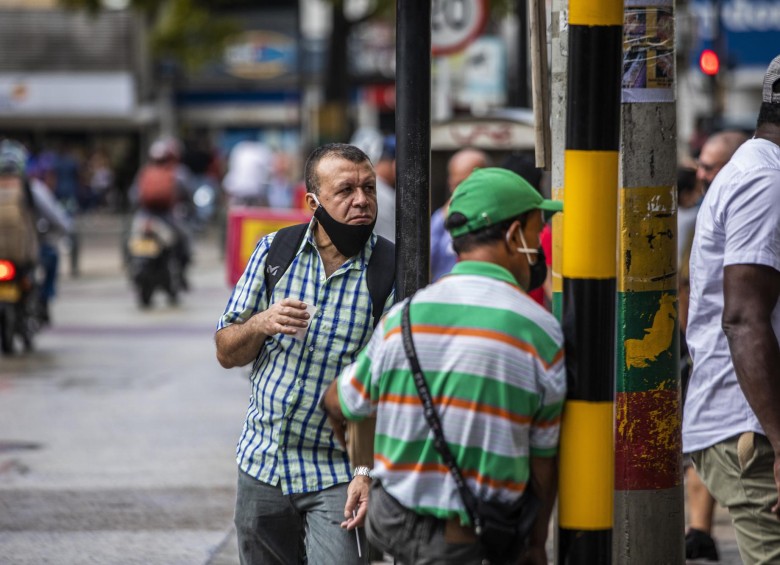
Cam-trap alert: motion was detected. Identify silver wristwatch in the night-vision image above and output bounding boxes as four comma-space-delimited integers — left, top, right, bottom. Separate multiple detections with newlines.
352, 465, 372, 479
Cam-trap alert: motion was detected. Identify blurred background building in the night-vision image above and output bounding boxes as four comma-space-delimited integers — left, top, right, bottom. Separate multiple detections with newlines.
0, 0, 777, 209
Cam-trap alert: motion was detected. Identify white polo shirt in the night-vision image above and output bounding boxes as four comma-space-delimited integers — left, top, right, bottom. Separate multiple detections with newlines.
682, 137, 780, 453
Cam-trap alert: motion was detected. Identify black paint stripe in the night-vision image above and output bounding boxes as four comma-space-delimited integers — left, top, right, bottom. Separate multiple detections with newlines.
566, 25, 623, 151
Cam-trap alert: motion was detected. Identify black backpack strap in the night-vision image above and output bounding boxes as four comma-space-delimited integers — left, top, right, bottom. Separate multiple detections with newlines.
265, 226, 394, 327
366, 235, 395, 328
264, 223, 308, 304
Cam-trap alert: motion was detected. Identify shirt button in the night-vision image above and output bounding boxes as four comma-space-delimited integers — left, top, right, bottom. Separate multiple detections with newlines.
281, 446, 286, 452
297, 379, 304, 387
309, 346, 314, 352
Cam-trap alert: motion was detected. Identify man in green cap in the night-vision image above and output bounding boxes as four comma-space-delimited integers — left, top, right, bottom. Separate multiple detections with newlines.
320, 167, 566, 565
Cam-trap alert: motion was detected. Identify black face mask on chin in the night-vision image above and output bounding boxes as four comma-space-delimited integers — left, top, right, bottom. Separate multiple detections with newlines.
313, 202, 375, 258
527, 246, 547, 292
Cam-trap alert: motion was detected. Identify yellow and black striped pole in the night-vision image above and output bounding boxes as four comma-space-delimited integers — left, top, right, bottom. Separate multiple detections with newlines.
558, 1, 624, 562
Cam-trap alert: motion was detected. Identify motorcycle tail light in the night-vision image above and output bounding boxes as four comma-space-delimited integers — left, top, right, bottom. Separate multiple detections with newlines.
0, 260, 16, 282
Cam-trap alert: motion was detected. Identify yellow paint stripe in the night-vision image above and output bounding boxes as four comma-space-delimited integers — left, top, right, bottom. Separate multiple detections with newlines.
569, 0, 624, 26
618, 186, 677, 292
559, 400, 614, 529
563, 150, 619, 278
552, 208, 563, 293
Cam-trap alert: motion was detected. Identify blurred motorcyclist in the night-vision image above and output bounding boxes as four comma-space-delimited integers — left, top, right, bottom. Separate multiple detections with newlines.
129, 137, 193, 289
0, 139, 72, 324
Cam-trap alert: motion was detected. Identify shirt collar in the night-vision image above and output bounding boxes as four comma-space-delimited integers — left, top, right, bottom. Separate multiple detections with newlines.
448, 260, 520, 287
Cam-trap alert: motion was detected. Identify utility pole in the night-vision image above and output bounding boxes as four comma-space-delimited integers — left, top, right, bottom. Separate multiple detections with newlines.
395, 0, 431, 299
558, 0, 623, 562
511, 0, 530, 108
614, 3, 684, 563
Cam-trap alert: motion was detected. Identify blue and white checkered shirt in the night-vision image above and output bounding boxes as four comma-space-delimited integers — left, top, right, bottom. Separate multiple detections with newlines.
217, 220, 393, 494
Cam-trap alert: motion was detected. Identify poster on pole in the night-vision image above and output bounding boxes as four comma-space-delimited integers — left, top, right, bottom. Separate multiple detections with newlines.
622, 1, 675, 103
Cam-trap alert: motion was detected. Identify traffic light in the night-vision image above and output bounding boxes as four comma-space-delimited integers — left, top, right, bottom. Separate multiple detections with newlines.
699, 49, 720, 76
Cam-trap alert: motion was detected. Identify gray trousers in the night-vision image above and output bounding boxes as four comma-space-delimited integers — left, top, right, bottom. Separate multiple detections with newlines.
234, 469, 367, 565
365, 480, 488, 565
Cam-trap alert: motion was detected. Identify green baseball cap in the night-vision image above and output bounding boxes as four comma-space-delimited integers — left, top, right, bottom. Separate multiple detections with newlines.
446, 167, 563, 237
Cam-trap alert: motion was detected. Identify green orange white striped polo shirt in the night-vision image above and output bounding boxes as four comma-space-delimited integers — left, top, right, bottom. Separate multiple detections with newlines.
337, 260, 566, 526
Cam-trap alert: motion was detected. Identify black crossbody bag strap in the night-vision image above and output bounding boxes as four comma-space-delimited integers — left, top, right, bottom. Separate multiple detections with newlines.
400, 299, 485, 534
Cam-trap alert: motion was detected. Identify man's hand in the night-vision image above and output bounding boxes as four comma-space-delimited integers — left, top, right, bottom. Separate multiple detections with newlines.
327, 412, 347, 450
215, 298, 311, 368
518, 545, 548, 565
256, 298, 309, 337
341, 475, 370, 530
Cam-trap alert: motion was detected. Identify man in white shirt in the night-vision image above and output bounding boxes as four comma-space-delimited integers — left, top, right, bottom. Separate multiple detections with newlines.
682, 55, 780, 564
223, 140, 273, 207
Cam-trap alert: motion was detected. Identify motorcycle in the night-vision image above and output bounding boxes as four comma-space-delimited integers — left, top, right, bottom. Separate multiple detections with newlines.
126, 213, 184, 308
0, 259, 42, 355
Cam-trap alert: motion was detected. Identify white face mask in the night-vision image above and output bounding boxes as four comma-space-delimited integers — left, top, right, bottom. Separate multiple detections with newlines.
506, 228, 539, 266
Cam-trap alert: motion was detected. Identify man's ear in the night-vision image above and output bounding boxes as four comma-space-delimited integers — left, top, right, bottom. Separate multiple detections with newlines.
304, 193, 319, 212
506, 219, 523, 247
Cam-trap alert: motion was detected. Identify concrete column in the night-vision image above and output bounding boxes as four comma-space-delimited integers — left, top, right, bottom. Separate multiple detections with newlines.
614, 3, 684, 564
549, 0, 568, 322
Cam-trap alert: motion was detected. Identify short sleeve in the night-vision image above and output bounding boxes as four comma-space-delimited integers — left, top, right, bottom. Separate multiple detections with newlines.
217, 234, 273, 331
337, 318, 385, 420
722, 170, 780, 272
529, 352, 566, 457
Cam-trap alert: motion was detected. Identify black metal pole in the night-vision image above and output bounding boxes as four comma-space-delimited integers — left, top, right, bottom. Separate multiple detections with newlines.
395, 0, 431, 300
513, 0, 530, 107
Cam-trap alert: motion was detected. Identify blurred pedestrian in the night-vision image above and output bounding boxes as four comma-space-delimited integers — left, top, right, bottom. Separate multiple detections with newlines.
222, 140, 273, 207
215, 143, 395, 565
373, 136, 396, 242
267, 150, 295, 210
86, 149, 115, 210
676, 167, 699, 268
430, 148, 490, 281
696, 130, 749, 192
682, 54, 780, 564
54, 145, 84, 212
321, 167, 565, 565
29, 170, 73, 324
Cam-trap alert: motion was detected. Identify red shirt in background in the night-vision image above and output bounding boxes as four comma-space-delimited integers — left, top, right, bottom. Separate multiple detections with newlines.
529, 222, 553, 308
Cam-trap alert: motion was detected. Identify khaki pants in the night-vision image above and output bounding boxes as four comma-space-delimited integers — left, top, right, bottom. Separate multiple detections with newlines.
692, 433, 780, 565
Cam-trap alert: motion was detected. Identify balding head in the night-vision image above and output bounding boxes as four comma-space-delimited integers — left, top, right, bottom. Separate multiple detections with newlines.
447, 148, 490, 194
697, 130, 749, 191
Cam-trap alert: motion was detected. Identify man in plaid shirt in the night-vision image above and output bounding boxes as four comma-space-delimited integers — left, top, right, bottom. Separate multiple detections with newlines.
216, 143, 393, 564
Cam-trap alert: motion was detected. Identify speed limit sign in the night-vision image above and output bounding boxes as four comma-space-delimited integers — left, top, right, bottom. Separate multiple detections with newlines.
431, 0, 489, 56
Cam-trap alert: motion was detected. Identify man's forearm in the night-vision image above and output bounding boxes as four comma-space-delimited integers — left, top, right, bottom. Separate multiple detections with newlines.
723, 264, 780, 455
527, 457, 557, 550
726, 321, 780, 453
215, 318, 268, 368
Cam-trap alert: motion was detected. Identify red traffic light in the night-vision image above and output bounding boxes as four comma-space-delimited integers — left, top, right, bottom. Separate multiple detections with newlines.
700, 49, 720, 76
